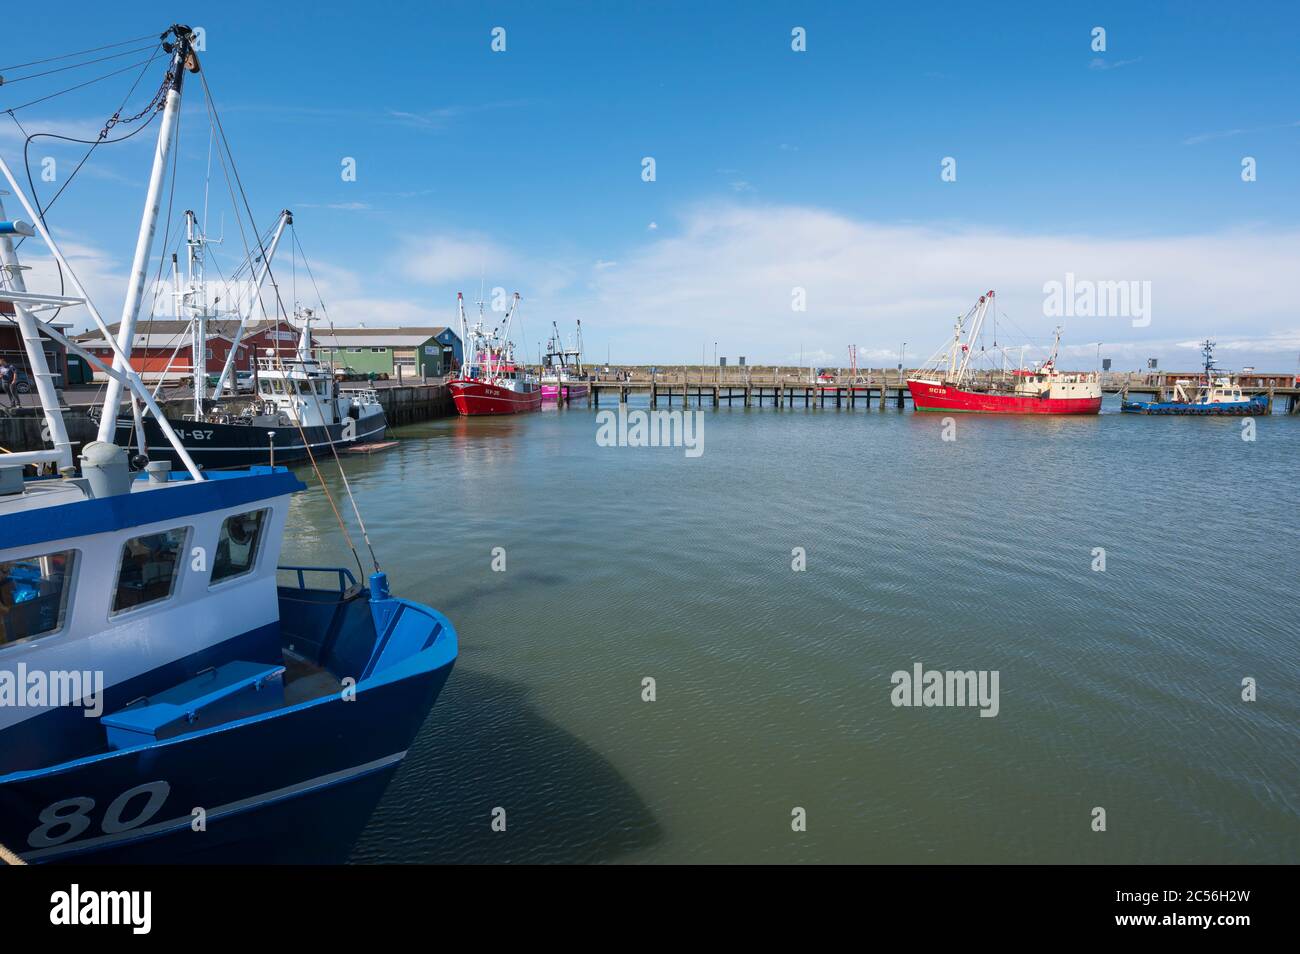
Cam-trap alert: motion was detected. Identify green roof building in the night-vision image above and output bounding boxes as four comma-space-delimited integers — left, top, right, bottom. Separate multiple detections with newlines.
313, 326, 462, 380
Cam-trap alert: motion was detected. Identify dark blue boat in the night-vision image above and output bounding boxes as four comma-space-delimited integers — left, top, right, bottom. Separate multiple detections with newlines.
1121, 390, 1268, 415
0, 465, 457, 864
1121, 340, 1269, 416
0, 28, 456, 863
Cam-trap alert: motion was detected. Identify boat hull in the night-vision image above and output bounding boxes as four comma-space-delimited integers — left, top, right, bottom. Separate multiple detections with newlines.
114, 412, 387, 469
0, 595, 456, 864
541, 383, 589, 402
907, 380, 1101, 415
450, 379, 541, 415
0, 664, 450, 864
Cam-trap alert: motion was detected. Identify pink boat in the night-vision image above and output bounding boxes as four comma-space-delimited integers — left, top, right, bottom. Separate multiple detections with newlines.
540, 319, 590, 402
540, 381, 590, 401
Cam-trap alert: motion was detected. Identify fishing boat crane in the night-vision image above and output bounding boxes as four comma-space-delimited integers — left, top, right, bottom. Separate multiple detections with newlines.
907, 290, 1102, 414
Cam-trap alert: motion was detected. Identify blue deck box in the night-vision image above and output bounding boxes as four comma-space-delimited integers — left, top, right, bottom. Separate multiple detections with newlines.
102, 661, 286, 749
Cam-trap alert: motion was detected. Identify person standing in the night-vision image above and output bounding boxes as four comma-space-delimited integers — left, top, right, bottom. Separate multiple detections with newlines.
0, 358, 18, 408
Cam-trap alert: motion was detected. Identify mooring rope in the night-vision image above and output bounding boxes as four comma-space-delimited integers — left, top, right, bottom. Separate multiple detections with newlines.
0, 841, 27, 865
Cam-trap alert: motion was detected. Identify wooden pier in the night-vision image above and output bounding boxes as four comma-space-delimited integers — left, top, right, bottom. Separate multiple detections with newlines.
553, 376, 915, 410
546, 368, 1300, 415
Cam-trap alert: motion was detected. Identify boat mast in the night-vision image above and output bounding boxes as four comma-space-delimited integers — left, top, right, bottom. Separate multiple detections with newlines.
97, 24, 197, 443
1045, 325, 1062, 368
0, 200, 74, 471
954, 290, 992, 386
183, 210, 210, 418
499, 293, 521, 376
212, 209, 291, 400
456, 292, 472, 373
295, 307, 315, 363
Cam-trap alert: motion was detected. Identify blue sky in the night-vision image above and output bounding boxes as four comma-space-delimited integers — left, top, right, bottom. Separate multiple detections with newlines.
3, 0, 1298, 370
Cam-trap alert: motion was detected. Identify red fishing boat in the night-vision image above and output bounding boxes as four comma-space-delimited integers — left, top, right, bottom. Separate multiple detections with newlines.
906, 290, 1101, 415
448, 291, 541, 415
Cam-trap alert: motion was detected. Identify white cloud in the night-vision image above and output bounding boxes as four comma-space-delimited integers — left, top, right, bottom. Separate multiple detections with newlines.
573, 203, 1300, 368
297, 201, 374, 212
1089, 57, 1142, 71
7, 235, 128, 334
398, 233, 518, 286
397, 231, 577, 301
1182, 119, 1300, 146
268, 256, 441, 328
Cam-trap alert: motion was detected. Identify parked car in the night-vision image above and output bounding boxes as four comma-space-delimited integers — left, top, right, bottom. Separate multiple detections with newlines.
204, 371, 256, 394
11, 369, 63, 394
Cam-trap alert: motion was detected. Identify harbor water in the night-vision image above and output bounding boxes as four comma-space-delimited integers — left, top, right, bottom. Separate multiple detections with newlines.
281, 397, 1299, 863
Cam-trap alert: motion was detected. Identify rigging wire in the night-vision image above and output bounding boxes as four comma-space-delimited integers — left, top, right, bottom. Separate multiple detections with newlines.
197, 67, 378, 575
7, 43, 165, 339
1, 44, 169, 410
0, 33, 157, 73
285, 224, 383, 571
0, 55, 163, 114
0, 43, 160, 86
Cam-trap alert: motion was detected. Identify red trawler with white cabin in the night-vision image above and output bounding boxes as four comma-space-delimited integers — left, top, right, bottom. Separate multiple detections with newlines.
906, 290, 1102, 415
448, 291, 541, 415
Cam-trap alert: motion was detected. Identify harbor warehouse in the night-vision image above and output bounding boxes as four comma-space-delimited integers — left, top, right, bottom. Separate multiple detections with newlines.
73, 318, 304, 383
313, 326, 462, 379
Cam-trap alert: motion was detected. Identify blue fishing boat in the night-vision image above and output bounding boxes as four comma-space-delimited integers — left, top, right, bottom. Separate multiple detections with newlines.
1121, 340, 1269, 415
0, 26, 456, 864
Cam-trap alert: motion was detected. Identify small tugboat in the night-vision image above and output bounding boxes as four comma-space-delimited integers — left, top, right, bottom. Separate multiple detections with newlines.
1121, 340, 1269, 415
0, 25, 456, 863
540, 320, 590, 402
448, 291, 542, 415
907, 290, 1102, 414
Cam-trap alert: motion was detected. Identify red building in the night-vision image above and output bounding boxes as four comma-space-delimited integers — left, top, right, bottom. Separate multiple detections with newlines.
73, 319, 310, 383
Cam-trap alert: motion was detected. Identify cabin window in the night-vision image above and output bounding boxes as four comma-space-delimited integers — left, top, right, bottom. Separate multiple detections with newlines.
347, 347, 363, 354
112, 528, 187, 614
0, 550, 77, 647
211, 510, 268, 584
